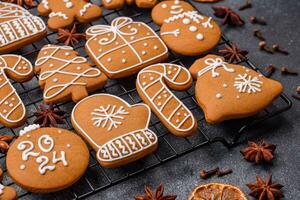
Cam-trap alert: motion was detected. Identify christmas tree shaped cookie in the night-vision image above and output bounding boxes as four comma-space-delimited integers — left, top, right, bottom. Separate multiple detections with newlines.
189, 54, 283, 124
35, 45, 107, 104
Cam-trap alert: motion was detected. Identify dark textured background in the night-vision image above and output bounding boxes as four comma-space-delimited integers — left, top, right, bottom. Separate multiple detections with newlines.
85, 0, 300, 199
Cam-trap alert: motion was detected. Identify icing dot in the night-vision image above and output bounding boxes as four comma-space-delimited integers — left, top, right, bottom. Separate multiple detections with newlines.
161, 3, 167, 8
108, 33, 111, 36
223, 84, 228, 88
130, 36, 135, 40
115, 41, 119, 45
4, 101, 8, 105
163, 90, 167, 94
77, 66, 81, 70
143, 43, 148, 47
196, 33, 204, 40
158, 96, 162, 99
23, 66, 27, 70
66, 2, 73, 8
167, 71, 172, 75
43, 51, 47, 55
142, 51, 147, 55
107, 58, 112, 62
142, 75, 146, 79
58, 130, 62, 133
26, 134, 30, 138
174, 0, 180, 4
184, 113, 187, 116
259, 74, 263, 77
216, 93, 222, 99
94, 38, 97, 41
3, 109, 7, 113
189, 26, 197, 32
177, 112, 180, 116
122, 50, 126, 54
121, 58, 127, 63
99, 49, 102, 52
150, 76, 154, 80
21, 61, 26, 64
18, 66, 22, 69
67, 144, 71, 148
183, 18, 191, 24
158, 102, 162, 106
138, 23, 142, 27
154, 45, 158, 50
9, 103, 13, 107
142, 82, 147, 86
164, 94, 168, 98
146, 32, 151, 36
246, 69, 250, 72
20, 165, 25, 170
176, 119, 180, 123
53, 78, 58, 82
65, 52, 70, 56
49, 63, 54, 67
236, 95, 240, 99
11, 97, 15, 101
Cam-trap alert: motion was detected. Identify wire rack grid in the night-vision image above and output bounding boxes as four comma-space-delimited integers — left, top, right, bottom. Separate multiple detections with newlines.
0, 0, 292, 199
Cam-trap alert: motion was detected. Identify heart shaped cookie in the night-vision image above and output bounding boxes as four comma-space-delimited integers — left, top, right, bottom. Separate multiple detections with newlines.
189, 54, 283, 124
71, 94, 158, 168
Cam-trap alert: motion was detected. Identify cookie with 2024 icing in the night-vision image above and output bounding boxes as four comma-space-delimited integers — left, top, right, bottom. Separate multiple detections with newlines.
103, 0, 157, 10
136, 63, 198, 137
37, 0, 102, 31
6, 125, 89, 193
71, 94, 158, 168
0, 2, 46, 54
0, 55, 34, 128
151, 0, 195, 26
189, 54, 283, 124
85, 17, 168, 79
35, 44, 107, 104
160, 11, 221, 56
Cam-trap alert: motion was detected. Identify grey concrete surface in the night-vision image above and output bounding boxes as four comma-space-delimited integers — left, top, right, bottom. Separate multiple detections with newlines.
86, 0, 300, 199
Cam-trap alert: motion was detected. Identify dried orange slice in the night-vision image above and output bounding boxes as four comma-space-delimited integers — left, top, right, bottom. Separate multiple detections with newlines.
188, 183, 248, 200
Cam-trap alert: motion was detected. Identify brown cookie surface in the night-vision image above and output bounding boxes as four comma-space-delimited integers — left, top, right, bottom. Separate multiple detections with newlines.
0, 2, 46, 54
6, 126, 89, 193
151, 0, 195, 26
136, 63, 197, 137
189, 54, 283, 124
160, 11, 221, 56
102, 0, 157, 10
35, 44, 107, 104
85, 17, 168, 79
37, 0, 102, 31
71, 94, 158, 168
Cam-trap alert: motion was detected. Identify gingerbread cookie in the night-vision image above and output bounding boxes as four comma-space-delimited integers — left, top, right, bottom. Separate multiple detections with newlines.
35, 45, 107, 104
71, 94, 158, 168
136, 63, 197, 137
0, 184, 17, 200
85, 17, 168, 79
0, 54, 34, 128
102, 0, 157, 10
0, 2, 46, 54
37, 0, 102, 31
151, 0, 195, 26
160, 11, 221, 56
6, 125, 89, 193
189, 54, 283, 124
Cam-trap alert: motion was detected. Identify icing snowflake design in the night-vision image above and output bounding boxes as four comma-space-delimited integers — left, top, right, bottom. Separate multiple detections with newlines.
91, 105, 129, 131
234, 73, 263, 93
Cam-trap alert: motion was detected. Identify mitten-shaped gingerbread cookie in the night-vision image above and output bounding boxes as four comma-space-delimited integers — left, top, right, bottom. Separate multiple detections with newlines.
85, 17, 168, 79
189, 54, 283, 124
0, 55, 34, 128
35, 45, 107, 104
103, 0, 157, 10
136, 63, 197, 137
0, 2, 46, 54
37, 0, 102, 31
71, 94, 158, 168
160, 11, 221, 56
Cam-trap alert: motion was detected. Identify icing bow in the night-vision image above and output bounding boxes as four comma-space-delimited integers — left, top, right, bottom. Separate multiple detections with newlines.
197, 57, 235, 78
86, 17, 138, 45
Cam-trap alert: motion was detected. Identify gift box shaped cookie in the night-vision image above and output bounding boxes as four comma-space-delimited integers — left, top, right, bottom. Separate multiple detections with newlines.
189, 54, 283, 124
71, 94, 158, 168
85, 17, 168, 79
0, 2, 46, 54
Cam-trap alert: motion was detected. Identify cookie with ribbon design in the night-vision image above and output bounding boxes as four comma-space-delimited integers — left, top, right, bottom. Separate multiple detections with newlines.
85, 17, 168, 79
0, 54, 34, 128
189, 54, 283, 124
35, 44, 107, 104
136, 63, 197, 137
37, 0, 102, 31
103, 0, 157, 10
6, 125, 89, 193
71, 94, 158, 168
0, 2, 46, 54
151, 0, 195, 26
160, 11, 221, 56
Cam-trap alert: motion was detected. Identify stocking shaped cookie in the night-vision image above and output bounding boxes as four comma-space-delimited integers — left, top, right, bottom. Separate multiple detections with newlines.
35, 45, 107, 104
37, 0, 102, 31
0, 55, 34, 128
85, 17, 168, 79
160, 11, 221, 56
103, 0, 157, 9
0, 2, 46, 54
189, 54, 283, 124
71, 94, 158, 168
136, 63, 197, 137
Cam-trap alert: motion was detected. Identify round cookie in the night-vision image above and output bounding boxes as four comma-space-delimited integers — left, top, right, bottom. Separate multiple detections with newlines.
160, 11, 221, 56
6, 125, 89, 193
151, 0, 195, 26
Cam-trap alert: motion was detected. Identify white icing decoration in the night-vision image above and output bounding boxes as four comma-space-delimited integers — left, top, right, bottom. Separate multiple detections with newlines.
197, 58, 235, 78
38, 134, 54, 153
202, 17, 213, 28
182, 18, 191, 24
223, 84, 228, 88
189, 25, 197, 32
79, 3, 92, 16
20, 164, 25, 170
196, 33, 204, 40
36, 156, 55, 175
52, 151, 68, 166
216, 93, 222, 99
19, 124, 40, 136
164, 11, 204, 24
234, 73, 263, 93
17, 141, 40, 160
41, 0, 49, 9
49, 12, 68, 20
91, 105, 129, 131
161, 3, 167, 8
0, 184, 4, 195
161, 29, 180, 37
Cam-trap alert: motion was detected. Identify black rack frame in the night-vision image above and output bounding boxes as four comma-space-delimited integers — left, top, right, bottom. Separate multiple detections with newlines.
0, 0, 292, 199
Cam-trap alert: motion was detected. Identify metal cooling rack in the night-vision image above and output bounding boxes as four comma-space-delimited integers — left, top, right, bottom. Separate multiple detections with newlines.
0, 0, 292, 199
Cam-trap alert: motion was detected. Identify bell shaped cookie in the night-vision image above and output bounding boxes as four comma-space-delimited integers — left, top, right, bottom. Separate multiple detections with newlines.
189, 54, 283, 124
71, 94, 158, 168
0, 2, 46, 54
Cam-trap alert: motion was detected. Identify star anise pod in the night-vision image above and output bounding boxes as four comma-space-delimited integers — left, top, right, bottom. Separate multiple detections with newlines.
247, 175, 284, 200
241, 140, 276, 164
0, 134, 14, 153
57, 25, 86, 47
3, 0, 34, 7
135, 184, 177, 200
219, 43, 248, 63
212, 6, 245, 26
33, 104, 66, 127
